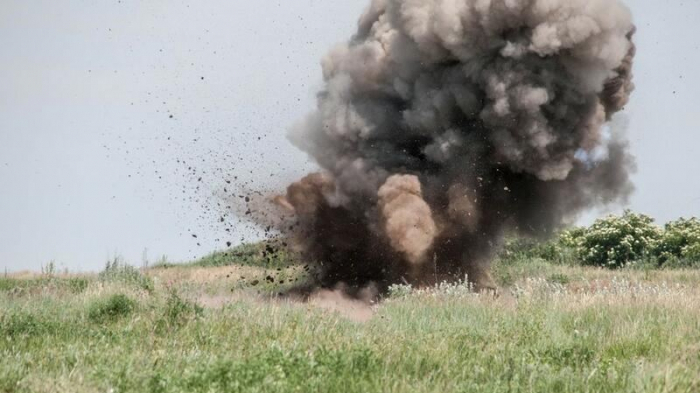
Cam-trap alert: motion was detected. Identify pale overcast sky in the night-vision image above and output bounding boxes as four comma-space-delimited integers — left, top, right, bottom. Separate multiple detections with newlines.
1, 0, 698, 272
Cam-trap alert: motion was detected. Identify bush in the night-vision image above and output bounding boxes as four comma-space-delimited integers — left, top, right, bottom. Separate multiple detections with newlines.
496, 213, 700, 271
99, 258, 154, 292
499, 238, 559, 264
684, 243, 700, 262
577, 211, 661, 269
1, 313, 48, 338
499, 230, 580, 266
163, 291, 203, 327
559, 227, 586, 249
654, 217, 700, 267
154, 291, 203, 334
88, 294, 137, 323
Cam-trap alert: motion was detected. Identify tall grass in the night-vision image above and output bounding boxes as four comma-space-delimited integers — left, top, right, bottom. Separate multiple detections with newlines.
1, 257, 699, 392
98, 257, 153, 292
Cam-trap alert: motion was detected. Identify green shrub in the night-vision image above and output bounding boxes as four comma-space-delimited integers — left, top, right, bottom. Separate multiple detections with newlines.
88, 294, 137, 323
499, 238, 557, 264
684, 243, 700, 262
493, 214, 700, 270
1, 313, 46, 338
559, 227, 586, 249
578, 211, 661, 269
654, 217, 700, 267
99, 258, 153, 292
499, 233, 579, 266
163, 291, 203, 328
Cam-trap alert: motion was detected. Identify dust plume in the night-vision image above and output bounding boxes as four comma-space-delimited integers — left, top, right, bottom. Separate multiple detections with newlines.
270, 0, 637, 293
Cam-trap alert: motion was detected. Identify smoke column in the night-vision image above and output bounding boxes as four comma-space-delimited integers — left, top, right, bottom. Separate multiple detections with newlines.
274, 0, 636, 292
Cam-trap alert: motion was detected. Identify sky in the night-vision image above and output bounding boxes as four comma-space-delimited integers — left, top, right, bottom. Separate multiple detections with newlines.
0, 0, 699, 272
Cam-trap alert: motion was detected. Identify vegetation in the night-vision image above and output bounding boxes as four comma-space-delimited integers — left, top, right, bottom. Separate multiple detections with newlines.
154, 241, 298, 270
87, 294, 137, 323
501, 211, 700, 269
2, 257, 700, 392
99, 257, 154, 292
0, 276, 88, 295
577, 211, 661, 268
158, 212, 700, 272
1, 212, 700, 392
655, 217, 700, 267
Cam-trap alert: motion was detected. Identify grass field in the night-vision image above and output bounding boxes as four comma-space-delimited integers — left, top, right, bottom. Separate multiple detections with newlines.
1, 256, 700, 393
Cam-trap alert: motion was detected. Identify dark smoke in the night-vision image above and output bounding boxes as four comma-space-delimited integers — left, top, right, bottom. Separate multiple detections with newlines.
271, 0, 636, 293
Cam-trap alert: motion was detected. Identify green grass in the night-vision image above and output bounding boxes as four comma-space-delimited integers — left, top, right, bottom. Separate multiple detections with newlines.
98, 258, 154, 292
0, 277, 88, 295
153, 241, 298, 270
1, 257, 700, 392
87, 294, 137, 323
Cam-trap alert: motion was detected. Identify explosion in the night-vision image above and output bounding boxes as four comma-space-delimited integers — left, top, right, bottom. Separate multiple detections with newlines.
273, 0, 636, 293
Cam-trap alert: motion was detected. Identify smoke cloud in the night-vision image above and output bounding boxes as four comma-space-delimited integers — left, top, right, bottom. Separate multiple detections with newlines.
274, 0, 636, 292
